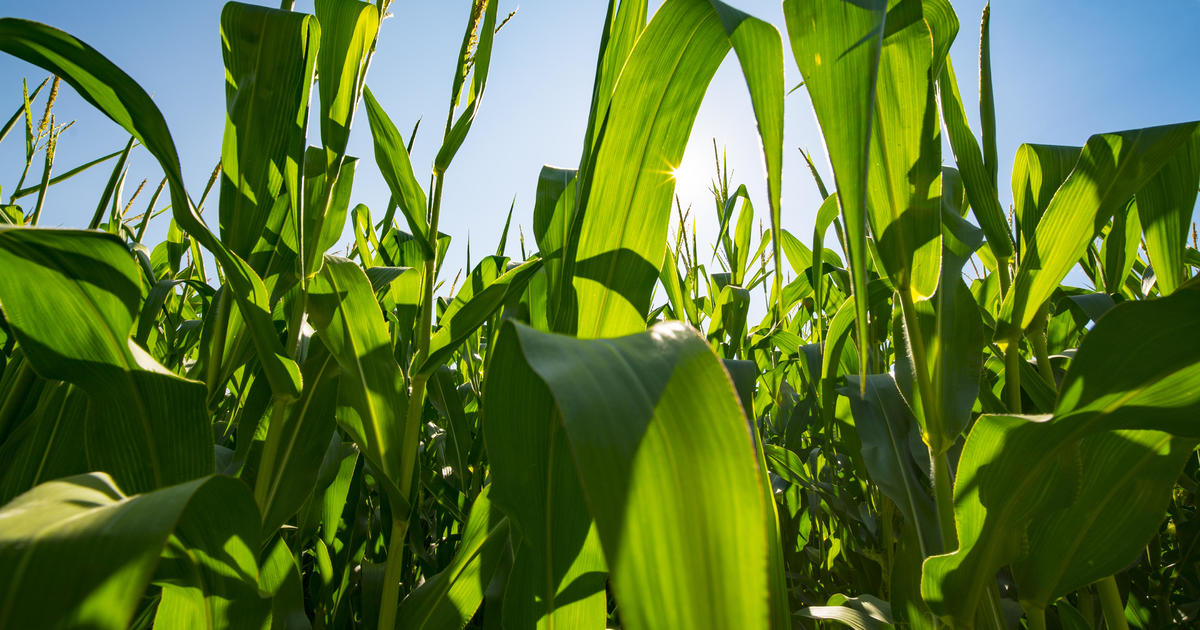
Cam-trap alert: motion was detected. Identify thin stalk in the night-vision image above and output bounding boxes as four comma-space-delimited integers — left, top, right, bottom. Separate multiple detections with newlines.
997, 255, 1012, 297
28, 119, 54, 225
134, 178, 167, 243
1029, 303, 1055, 388
1005, 334, 1023, 413
379, 171, 446, 630
203, 289, 233, 405
1097, 576, 1130, 630
378, 521, 407, 630
931, 451, 957, 552
898, 290, 959, 556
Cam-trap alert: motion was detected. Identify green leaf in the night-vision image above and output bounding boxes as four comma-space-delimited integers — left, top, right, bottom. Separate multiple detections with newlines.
706, 283, 750, 355
797, 593, 893, 630
0, 473, 266, 630
421, 256, 542, 373
784, 0, 884, 382
219, 2, 320, 274
998, 122, 1200, 337
566, 0, 784, 338
397, 487, 511, 629
1099, 198, 1140, 295
978, 3, 997, 184
1135, 130, 1200, 295
842, 374, 939, 554
363, 87, 432, 258
1011, 429, 1194, 609
483, 331, 607, 629
0, 382, 88, 503
922, 284, 1200, 625
1010, 143, 1080, 261
434, 0, 499, 173
314, 0, 378, 166
11, 145, 126, 201
938, 56, 1012, 261
0, 228, 210, 493
0, 17, 301, 400
307, 256, 411, 509
487, 320, 783, 629
580, 0, 648, 172
862, 0, 949, 300
301, 149, 358, 277
254, 342, 340, 533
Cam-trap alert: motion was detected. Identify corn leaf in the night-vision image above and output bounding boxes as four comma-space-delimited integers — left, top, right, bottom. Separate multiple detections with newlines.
922, 284, 1200, 625
487, 320, 783, 629
0, 17, 301, 399
1010, 143, 1081, 261
1135, 131, 1200, 295
307, 255, 411, 510
566, 0, 784, 338
396, 487, 510, 629
420, 256, 542, 374
863, 0, 949, 300
314, 0, 378, 166
0, 228, 211, 493
938, 56, 1013, 261
219, 3, 319, 275
998, 122, 1200, 337
0, 473, 266, 630
253, 342, 340, 533
784, 0, 885, 382
363, 87, 432, 258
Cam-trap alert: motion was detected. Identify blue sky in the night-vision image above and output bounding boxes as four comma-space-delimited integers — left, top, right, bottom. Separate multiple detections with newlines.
2, 0, 1198, 290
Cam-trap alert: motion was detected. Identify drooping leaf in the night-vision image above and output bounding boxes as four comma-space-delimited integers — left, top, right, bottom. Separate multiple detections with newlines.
0, 473, 266, 630
922, 284, 1200, 625
0, 17, 301, 399
487, 320, 784, 629
307, 256, 411, 509
565, 0, 784, 338
0, 228, 210, 493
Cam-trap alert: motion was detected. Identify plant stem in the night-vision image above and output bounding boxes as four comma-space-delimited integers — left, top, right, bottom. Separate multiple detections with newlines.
931, 451, 957, 552
1030, 303, 1055, 388
1097, 576, 1130, 630
997, 256, 1012, 297
1005, 334, 1023, 413
377, 520, 407, 630
898, 290, 958, 555
378, 170, 445, 630
897, 290, 945, 447
29, 129, 53, 225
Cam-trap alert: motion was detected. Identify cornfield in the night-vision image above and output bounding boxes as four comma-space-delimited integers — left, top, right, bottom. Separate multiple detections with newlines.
0, 0, 1198, 629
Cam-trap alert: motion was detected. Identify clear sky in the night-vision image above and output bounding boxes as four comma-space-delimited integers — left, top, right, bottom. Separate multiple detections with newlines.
2, 0, 1198, 292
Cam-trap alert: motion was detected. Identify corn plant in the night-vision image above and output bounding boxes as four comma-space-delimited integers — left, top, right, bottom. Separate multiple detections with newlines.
1, 0, 1199, 629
